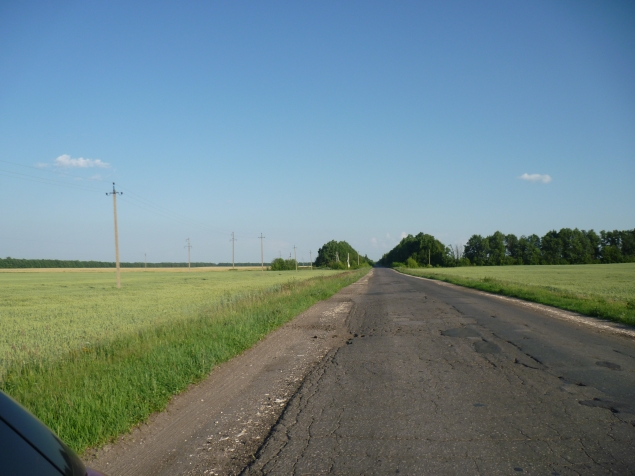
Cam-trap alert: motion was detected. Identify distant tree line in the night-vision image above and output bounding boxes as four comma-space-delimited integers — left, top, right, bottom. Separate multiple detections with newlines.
379, 228, 635, 268
463, 228, 635, 265
0, 258, 266, 269
270, 258, 298, 271
378, 233, 459, 268
315, 240, 373, 269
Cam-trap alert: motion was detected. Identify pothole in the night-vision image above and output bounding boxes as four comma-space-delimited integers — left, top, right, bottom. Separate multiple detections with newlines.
440, 327, 481, 338
473, 340, 501, 354
579, 398, 620, 413
596, 361, 622, 371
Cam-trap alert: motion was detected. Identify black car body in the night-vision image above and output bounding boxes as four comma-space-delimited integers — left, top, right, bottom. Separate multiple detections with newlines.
0, 390, 106, 476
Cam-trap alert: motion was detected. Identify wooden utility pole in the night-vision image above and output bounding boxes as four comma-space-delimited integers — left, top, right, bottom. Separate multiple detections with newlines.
106, 183, 122, 288
185, 238, 192, 271
259, 233, 265, 271
428, 249, 431, 266
347, 253, 350, 268
294, 245, 297, 271
230, 232, 237, 270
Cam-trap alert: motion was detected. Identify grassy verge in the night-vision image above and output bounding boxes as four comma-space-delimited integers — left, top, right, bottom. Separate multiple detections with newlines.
0, 269, 367, 453
0, 268, 343, 377
397, 267, 635, 327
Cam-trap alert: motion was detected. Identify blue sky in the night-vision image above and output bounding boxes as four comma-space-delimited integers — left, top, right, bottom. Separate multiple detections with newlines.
1, 1, 633, 263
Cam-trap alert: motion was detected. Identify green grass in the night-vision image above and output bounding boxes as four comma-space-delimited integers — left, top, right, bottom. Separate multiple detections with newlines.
0, 268, 367, 453
397, 263, 635, 326
0, 268, 342, 378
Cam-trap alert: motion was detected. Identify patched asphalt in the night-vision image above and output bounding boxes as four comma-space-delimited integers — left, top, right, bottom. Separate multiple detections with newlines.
244, 268, 635, 475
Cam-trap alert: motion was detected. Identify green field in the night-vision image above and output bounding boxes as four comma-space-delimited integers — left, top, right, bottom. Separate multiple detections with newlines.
398, 263, 635, 325
0, 268, 368, 452
0, 268, 341, 378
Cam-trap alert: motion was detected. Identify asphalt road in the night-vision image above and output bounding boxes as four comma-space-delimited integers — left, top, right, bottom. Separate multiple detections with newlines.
244, 268, 635, 475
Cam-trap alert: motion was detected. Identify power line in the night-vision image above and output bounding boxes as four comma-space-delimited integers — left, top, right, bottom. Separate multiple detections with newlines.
0, 159, 107, 182
1, 163, 277, 255
117, 195, 219, 234
116, 185, 241, 236
0, 168, 104, 193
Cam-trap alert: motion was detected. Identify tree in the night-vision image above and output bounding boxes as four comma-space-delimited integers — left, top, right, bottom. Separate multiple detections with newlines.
463, 235, 489, 266
518, 234, 541, 265
379, 233, 454, 267
505, 234, 520, 264
487, 231, 507, 265
270, 258, 297, 271
315, 240, 370, 269
600, 230, 623, 263
541, 230, 562, 264
621, 229, 635, 261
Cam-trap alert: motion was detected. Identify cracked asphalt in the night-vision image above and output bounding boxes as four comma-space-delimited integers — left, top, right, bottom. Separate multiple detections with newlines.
243, 268, 635, 475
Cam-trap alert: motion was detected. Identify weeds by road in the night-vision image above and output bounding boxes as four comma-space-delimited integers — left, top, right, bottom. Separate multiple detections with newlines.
0, 269, 368, 453
0, 268, 342, 378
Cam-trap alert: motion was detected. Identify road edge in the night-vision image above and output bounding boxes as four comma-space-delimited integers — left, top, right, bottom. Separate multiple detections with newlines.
395, 269, 635, 339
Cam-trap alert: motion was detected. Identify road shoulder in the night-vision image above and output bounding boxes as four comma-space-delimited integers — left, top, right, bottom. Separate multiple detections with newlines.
395, 269, 635, 339
86, 270, 373, 476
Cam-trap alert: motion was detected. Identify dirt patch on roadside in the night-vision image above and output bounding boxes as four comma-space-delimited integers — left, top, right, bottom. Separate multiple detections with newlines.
85, 270, 373, 476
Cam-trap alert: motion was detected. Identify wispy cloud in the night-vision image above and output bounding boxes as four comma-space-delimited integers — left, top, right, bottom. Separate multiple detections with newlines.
519, 173, 552, 183
371, 235, 397, 250
400, 231, 408, 239
54, 154, 110, 168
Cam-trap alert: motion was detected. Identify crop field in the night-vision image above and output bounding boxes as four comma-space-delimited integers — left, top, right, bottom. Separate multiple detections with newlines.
0, 267, 367, 452
0, 268, 341, 378
399, 263, 635, 325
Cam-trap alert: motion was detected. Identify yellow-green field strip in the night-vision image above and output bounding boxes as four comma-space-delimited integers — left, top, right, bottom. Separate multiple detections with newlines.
0, 266, 262, 273
397, 263, 635, 326
0, 268, 336, 377
0, 268, 369, 453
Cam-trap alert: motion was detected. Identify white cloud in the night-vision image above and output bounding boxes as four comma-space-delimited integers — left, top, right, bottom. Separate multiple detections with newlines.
35, 162, 49, 168
519, 173, 552, 183
87, 174, 102, 181
400, 231, 407, 239
54, 154, 110, 168
371, 237, 378, 247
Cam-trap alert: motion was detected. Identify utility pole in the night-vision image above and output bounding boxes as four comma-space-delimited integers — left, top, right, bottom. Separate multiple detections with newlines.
336, 251, 339, 263
347, 253, 350, 269
310, 250, 312, 270
106, 183, 122, 288
259, 233, 265, 271
230, 232, 237, 270
294, 245, 297, 271
185, 238, 192, 271
428, 248, 431, 266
